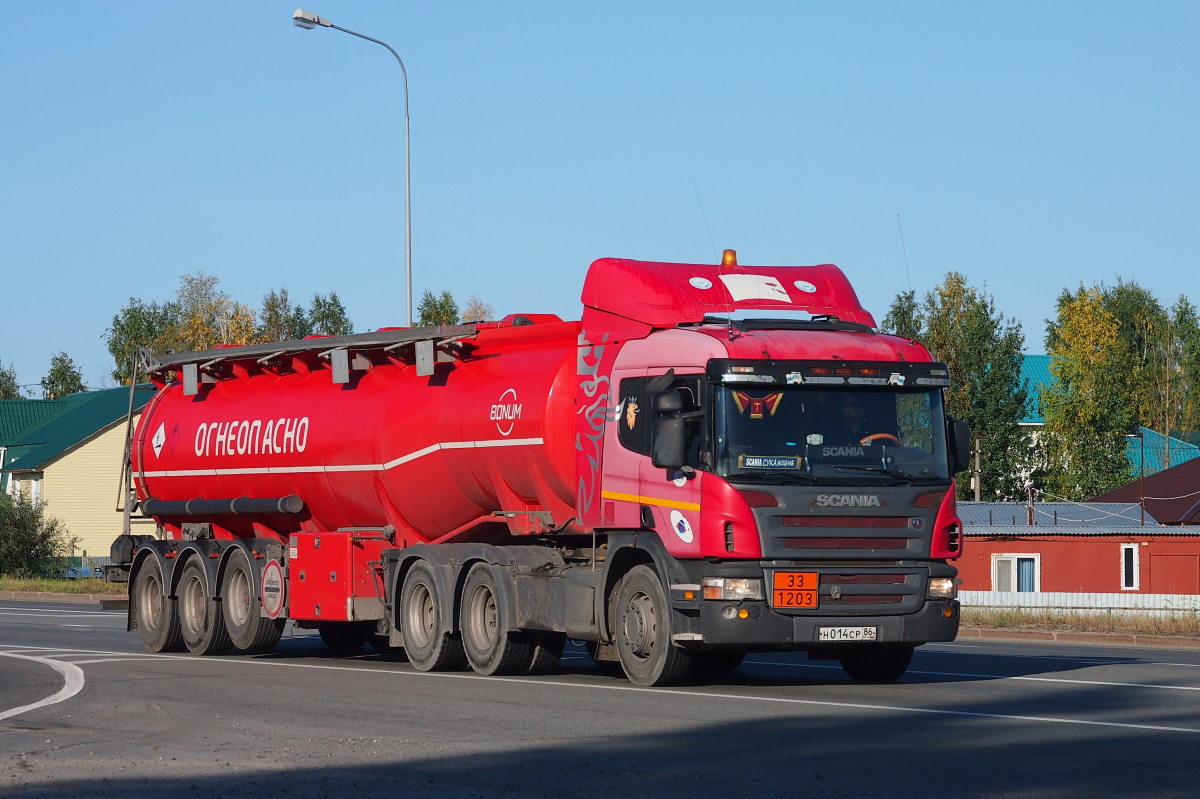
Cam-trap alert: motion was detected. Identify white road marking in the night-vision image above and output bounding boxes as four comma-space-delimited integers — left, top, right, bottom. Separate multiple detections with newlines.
744, 660, 1200, 693
0, 652, 86, 721
924, 644, 1200, 669
5, 643, 1199, 735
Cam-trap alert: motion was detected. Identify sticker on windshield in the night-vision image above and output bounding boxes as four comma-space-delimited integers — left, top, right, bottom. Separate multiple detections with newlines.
786, 372, 804, 385
794, 280, 817, 294
888, 373, 905, 386
738, 455, 800, 470
806, 434, 824, 445
689, 277, 713, 290
732, 391, 783, 419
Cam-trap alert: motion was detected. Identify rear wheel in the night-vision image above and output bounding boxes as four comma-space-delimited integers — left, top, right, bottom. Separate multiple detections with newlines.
133, 557, 183, 653
221, 549, 284, 654
460, 563, 535, 676
614, 565, 694, 687
318, 621, 373, 654
839, 644, 914, 683
178, 559, 232, 655
400, 561, 466, 672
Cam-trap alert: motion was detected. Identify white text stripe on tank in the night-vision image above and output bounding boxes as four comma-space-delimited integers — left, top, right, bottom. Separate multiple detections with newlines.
139, 438, 544, 479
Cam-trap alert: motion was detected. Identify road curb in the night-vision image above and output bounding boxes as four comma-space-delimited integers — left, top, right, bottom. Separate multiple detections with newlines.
0, 591, 128, 609
958, 626, 1200, 650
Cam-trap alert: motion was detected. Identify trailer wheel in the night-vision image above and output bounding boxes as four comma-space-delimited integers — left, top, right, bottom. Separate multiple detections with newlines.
178, 559, 232, 655
400, 561, 466, 672
460, 563, 535, 676
839, 644, 914, 683
221, 549, 284, 654
694, 649, 746, 674
525, 632, 566, 675
318, 622, 372, 653
133, 557, 184, 653
614, 564, 694, 687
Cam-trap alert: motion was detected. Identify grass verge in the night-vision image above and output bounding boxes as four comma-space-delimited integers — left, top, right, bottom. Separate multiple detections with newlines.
962, 607, 1200, 638
0, 576, 126, 595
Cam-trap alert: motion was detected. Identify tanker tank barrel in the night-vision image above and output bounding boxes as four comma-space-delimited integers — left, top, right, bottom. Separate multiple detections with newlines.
140, 495, 305, 517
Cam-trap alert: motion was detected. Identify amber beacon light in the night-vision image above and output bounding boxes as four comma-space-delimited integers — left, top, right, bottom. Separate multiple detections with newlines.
721, 249, 738, 267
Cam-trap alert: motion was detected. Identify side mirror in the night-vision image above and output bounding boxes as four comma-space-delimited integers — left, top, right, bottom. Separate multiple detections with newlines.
652, 417, 686, 470
946, 417, 971, 474
651, 390, 686, 470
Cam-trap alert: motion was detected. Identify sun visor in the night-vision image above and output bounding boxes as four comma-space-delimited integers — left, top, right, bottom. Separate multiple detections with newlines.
580, 258, 877, 328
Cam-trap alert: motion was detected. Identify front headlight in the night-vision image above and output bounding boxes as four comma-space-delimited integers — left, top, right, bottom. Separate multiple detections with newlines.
702, 577, 764, 601
927, 577, 960, 600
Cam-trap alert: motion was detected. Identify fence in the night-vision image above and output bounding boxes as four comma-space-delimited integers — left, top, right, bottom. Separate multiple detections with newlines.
961, 590, 1200, 616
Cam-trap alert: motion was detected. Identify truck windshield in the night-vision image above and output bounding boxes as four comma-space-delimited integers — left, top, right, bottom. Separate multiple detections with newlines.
713, 387, 950, 485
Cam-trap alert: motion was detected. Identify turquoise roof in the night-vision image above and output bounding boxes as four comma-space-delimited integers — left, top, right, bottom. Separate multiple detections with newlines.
1019, 354, 1053, 424
2, 386, 153, 473
1128, 426, 1200, 475
0, 394, 90, 446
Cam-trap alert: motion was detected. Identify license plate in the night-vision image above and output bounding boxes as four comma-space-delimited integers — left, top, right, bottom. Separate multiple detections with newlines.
772, 571, 818, 608
818, 626, 878, 642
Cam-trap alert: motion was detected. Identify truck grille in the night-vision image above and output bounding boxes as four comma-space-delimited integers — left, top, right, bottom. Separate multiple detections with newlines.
785, 537, 909, 550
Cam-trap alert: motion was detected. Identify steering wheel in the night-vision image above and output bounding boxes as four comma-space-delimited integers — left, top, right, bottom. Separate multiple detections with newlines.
860, 433, 901, 446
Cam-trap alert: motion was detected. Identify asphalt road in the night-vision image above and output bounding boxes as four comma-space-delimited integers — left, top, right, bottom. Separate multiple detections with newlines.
3, 600, 1200, 798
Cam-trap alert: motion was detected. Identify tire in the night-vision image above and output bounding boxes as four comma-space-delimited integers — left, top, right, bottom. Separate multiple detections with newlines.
460, 563, 535, 676
839, 644, 914, 683
525, 632, 566, 675
221, 549, 284, 654
133, 556, 184, 653
399, 561, 466, 672
318, 621, 373, 654
177, 559, 232, 656
614, 564, 694, 687
694, 649, 746, 674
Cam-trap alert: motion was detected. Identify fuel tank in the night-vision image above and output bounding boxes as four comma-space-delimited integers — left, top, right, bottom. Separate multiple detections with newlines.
132, 320, 580, 544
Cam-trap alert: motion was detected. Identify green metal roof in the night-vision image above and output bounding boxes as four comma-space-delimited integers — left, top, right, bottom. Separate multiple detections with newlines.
0, 394, 90, 447
2, 386, 154, 473
1019, 354, 1053, 424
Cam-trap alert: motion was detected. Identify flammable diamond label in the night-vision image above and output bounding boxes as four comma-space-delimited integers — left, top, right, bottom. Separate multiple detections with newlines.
152, 423, 166, 458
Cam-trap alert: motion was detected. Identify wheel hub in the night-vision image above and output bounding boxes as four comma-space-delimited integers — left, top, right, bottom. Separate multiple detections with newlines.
621, 592, 656, 659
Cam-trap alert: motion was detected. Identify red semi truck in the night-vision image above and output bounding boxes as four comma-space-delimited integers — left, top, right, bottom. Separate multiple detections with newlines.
108, 253, 968, 686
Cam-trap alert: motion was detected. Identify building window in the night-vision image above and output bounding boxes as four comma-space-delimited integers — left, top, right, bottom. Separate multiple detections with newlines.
993, 554, 1040, 592
1120, 544, 1140, 591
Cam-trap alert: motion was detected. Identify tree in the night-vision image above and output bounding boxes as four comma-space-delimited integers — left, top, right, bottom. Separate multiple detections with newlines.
41, 353, 87, 399
461, 295, 495, 324
1039, 285, 1134, 499
916, 273, 1029, 500
417, 290, 459, 327
104, 298, 179, 384
0, 361, 20, 399
258, 287, 311, 343
172, 271, 257, 352
0, 491, 75, 577
308, 292, 353, 336
879, 290, 923, 341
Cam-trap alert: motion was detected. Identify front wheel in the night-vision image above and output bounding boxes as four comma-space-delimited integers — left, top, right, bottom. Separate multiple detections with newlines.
839, 644, 914, 683
614, 564, 694, 687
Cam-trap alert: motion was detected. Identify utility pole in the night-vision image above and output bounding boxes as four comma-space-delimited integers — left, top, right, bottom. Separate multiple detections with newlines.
973, 437, 981, 502
1027, 486, 1035, 526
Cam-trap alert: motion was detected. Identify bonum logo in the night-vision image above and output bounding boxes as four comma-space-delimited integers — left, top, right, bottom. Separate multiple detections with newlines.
490, 388, 522, 436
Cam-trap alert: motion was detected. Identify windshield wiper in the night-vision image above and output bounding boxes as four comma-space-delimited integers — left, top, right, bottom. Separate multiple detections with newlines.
828, 465, 916, 483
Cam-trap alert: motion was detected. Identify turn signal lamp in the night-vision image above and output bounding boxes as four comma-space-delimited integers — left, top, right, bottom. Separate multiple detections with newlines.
810, 367, 832, 374
721, 249, 738, 267
729, 365, 755, 373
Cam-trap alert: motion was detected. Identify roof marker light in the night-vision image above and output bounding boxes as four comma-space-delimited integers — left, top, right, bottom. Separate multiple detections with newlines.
721, 249, 737, 267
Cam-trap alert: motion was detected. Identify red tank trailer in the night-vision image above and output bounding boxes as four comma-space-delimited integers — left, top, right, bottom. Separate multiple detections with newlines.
110, 252, 969, 686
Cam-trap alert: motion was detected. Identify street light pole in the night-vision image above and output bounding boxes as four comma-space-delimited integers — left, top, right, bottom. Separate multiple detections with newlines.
293, 9, 412, 327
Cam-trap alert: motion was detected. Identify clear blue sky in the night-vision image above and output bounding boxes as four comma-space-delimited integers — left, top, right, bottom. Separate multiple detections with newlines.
1, 2, 1196, 391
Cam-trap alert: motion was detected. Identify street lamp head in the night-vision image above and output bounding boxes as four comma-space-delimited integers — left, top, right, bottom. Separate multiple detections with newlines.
292, 9, 332, 29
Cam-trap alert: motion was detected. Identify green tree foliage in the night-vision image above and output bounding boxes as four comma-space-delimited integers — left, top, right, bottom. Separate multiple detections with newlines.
417, 290, 460, 327
307, 292, 353, 336
172, 271, 257, 352
1040, 285, 1135, 499
258, 287, 310, 343
879, 290, 923, 341
41, 352, 87, 399
886, 273, 1029, 500
0, 492, 75, 577
0, 360, 20, 399
104, 298, 179, 384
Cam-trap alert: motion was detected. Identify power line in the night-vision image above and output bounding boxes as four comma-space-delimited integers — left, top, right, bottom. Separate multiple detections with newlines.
896, 215, 912, 292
